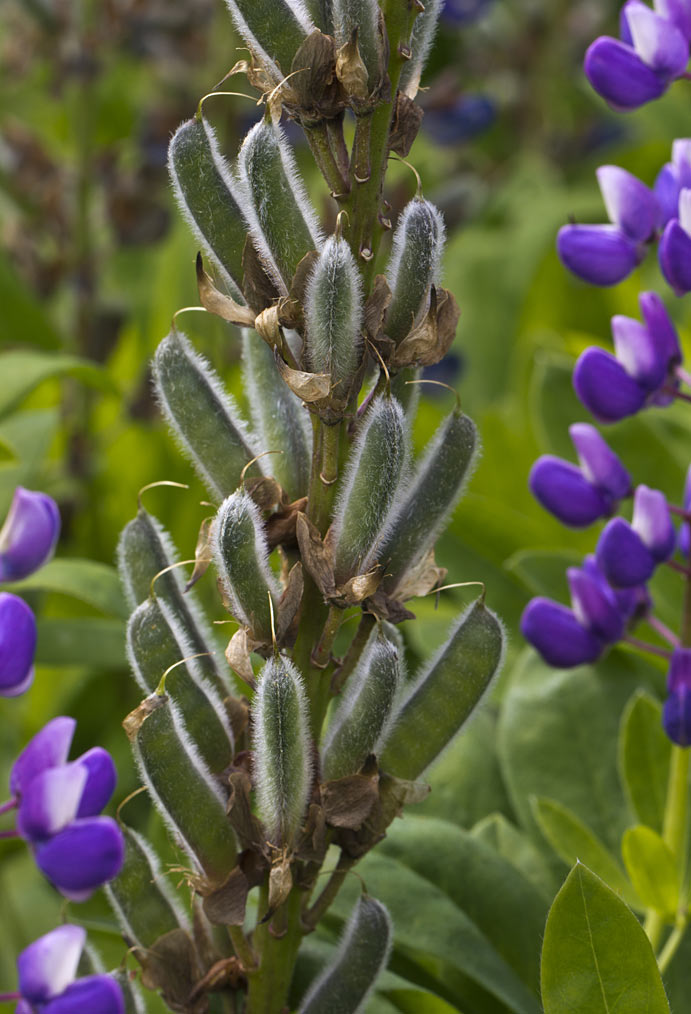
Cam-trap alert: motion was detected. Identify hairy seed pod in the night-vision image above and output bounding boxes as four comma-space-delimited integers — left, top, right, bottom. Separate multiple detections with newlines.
132, 695, 237, 882
304, 236, 364, 398
380, 409, 477, 594
380, 599, 504, 780
298, 894, 393, 1014
253, 655, 312, 844
332, 396, 408, 585
236, 121, 324, 292
322, 629, 401, 781
385, 198, 446, 344
332, 0, 383, 94
212, 491, 280, 640
105, 824, 189, 949
303, 0, 332, 31
111, 969, 146, 1014
127, 598, 235, 774
168, 117, 247, 300
117, 509, 228, 695
224, 0, 313, 81
399, 0, 443, 100
153, 330, 258, 500
242, 330, 311, 499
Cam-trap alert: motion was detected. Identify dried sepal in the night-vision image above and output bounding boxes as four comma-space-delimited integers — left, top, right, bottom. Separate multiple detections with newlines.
385, 198, 446, 345
224, 0, 313, 85
275, 355, 332, 402
321, 766, 380, 830
389, 93, 424, 158
195, 255, 256, 327
296, 512, 336, 598
224, 627, 258, 689
335, 29, 370, 101
389, 286, 460, 369
289, 30, 345, 122
332, 0, 385, 98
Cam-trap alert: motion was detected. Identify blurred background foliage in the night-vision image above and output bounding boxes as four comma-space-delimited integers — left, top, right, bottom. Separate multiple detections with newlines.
2, 0, 691, 1007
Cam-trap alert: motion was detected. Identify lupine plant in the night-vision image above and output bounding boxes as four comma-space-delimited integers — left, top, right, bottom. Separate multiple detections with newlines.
104, 1, 506, 1011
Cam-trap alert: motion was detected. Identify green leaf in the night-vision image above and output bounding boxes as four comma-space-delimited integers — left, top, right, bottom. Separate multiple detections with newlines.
8, 559, 128, 619
35, 618, 126, 669
541, 863, 670, 1014
0, 351, 115, 419
532, 797, 640, 909
504, 548, 581, 599
621, 825, 679, 917
618, 692, 671, 833
0, 252, 61, 350
471, 813, 558, 902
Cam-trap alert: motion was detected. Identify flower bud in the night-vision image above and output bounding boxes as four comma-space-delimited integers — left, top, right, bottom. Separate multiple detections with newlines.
567, 564, 625, 644
584, 37, 669, 110
252, 655, 312, 844
569, 423, 631, 500
0, 592, 36, 697
573, 347, 647, 422
236, 121, 323, 292
332, 396, 408, 585
632, 484, 676, 562
332, 0, 384, 94
304, 236, 364, 398
596, 517, 655, 587
0, 486, 60, 582
380, 599, 503, 779
529, 456, 610, 528
224, 0, 312, 82
298, 895, 392, 1014
624, 2, 689, 76
322, 629, 401, 781
385, 199, 445, 344
557, 224, 641, 286
521, 598, 603, 669
400, 0, 443, 99
596, 165, 660, 242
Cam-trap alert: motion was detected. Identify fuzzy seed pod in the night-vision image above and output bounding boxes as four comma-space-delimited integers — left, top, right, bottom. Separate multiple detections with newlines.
211, 491, 280, 641
380, 409, 477, 594
332, 396, 408, 585
399, 0, 443, 100
332, 0, 383, 94
298, 894, 393, 1014
303, 0, 332, 31
380, 599, 504, 780
105, 824, 190, 949
304, 236, 364, 398
168, 117, 247, 301
252, 655, 312, 844
385, 198, 445, 344
132, 695, 237, 882
236, 121, 324, 292
322, 629, 401, 781
242, 330, 311, 499
127, 598, 235, 774
224, 0, 313, 81
153, 330, 258, 501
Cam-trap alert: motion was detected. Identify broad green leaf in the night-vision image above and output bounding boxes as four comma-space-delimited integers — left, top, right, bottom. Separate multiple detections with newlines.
36, 618, 126, 669
8, 559, 128, 619
0, 351, 115, 419
472, 813, 558, 901
0, 253, 61, 350
541, 863, 670, 1014
621, 825, 679, 917
619, 692, 671, 833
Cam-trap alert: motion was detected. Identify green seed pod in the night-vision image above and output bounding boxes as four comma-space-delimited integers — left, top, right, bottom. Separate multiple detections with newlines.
153, 330, 258, 501
399, 0, 443, 99
322, 629, 401, 781
304, 236, 364, 398
385, 198, 445, 344
117, 508, 228, 695
236, 121, 323, 292
224, 0, 313, 81
211, 491, 280, 640
253, 655, 312, 844
105, 824, 190, 948
298, 895, 392, 1014
132, 694, 237, 882
303, 0, 332, 31
332, 396, 408, 585
380, 409, 477, 594
332, 0, 383, 94
127, 598, 235, 775
380, 599, 504, 780
168, 117, 247, 301
110, 969, 147, 1014
242, 330, 311, 499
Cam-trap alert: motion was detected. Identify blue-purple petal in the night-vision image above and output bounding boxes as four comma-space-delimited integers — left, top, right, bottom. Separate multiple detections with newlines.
584, 36, 669, 110
654, 163, 681, 225
569, 423, 632, 500
663, 690, 691, 745
17, 763, 87, 842
35, 816, 125, 901
557, 223, 640, 286
0, 593, 36, 698
596, 517, 656, 587
10, 716, 76, 796
667, 646, 691, 692
625, 1, 689, 76
655, 0, 691, 40
639, 289, 682, 364
41, 976, 125, 1014
75, 747, 117, 818
573, 347, 648, 422
0, 487, 60, 583
521, 598, 603, 668
529, 456, 610, 527
659, 217, 691, 295
17, 925, 85, 1004
567, 565, 625, 643
611, 314, 668, 390
632, 484, 676, 561
596, 165, 660, 240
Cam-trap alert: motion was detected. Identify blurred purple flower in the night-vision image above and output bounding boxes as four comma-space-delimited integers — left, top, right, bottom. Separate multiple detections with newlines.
0, 487, 60, 583
0, 593, 37, 697
659, 188, 691, 294
664, 647, 691, 744
423, 94, 496, 145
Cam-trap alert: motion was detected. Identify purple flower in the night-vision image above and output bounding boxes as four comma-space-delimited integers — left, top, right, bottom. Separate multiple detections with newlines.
663, 647, 691, 744
35, 817, 125, 902
659, 188, 691, 294
0, 487, 60, 583
678, 463, 691, 554
655, 0, 691, 41
16, 925, 124, 1014
441, 0, 495, 24
557, 224, 643, 286
596, 485, 675, 586
632, 484, 677, 560
520, 598, 604, 668
654, 139, 691, 224
0, 592, 37, 697
570, 423, 632, 499
423, 94, 496, 145
10, 717, 76, 797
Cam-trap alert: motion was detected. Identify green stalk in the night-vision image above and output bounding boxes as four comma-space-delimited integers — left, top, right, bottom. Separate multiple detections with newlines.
246, 886, 304, 1014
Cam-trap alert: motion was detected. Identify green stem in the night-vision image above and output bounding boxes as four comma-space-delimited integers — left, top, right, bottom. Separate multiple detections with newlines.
246, 887, 303, 1014
228, 926, 258, 972
331, 612, 376, 694
304, 123, 350, 198
302, 852, 355, 931
658, 914, 689, 974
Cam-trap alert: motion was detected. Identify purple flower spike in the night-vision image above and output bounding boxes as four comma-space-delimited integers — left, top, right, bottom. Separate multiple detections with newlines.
17, 763, 87, 842
35, 816, 125, 901
0, 592, 36, 697
596, 517, 656, 587
625, 1, 689, 76
0, 487, 60, 583
529, 456, 610, 527
17, 925, 86, 1005
632, 484, 676, 561
557, 224, 640, 286
10, 716, 76, 796
521, 598, 603, 668
569, 423, 632, 500
655, 0, 691, 41
596, 165, 660, 241
75, 747, 117, 818
567, 565, 625, 643
584, 37, 668, 110
573, 347, 648, 422
611, 315, 669, 389
41, 976, 125, 1014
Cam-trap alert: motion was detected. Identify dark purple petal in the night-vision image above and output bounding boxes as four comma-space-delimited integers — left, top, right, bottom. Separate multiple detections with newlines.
626, 1, 689, 75
557, 223, 640, 286
10, 717, 76, 796
667, 646, 691, 692
596, 165, 660, 240
17, 925, 85, 1004
639, 290, 682, 364
569, 423, 632, 499
0, 487, 60, 583
41, 976, 125, 1014
567, 565, 625, 643
659, 217, 691, 295
680, 464, 691, 555
0, 593, 36, 698
581, 552, 650, 620
529, 456, 610, 527
35, 817, 125, 901
573, 347, 648, 422
632, 484, 676, 561
663, 689, 691, 745
654, 0, 691, 41
520, 597, 603, 668
611, 314, 668, 390
584, 36, 669, 110
75, 747, 117, 818
596, 517, 656, 587
17, 763, 87, 842
654, 163, 681, 225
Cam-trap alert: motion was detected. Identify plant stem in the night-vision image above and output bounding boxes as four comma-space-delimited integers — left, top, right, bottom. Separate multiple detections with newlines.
302, 852, 355, 931
304, 123, 349, 198
658, 915, 689, 973
228, 926, 258, 972
246, 887, 303, 1014
331, 612, 376, 694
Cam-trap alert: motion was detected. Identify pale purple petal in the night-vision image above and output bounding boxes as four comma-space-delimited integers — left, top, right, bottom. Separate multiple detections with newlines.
0, 593, 36, 697
639, 290, 682, 364
35, 817, 125, 901
654, 0, 691, 41
597, 165, 660, 240
17, 763, 87, 842
529, 456, 610, 527
0, 487, 60, 582
626, 2, 689, 75
569, 423, 632, 499
611, 314, 668, 389
654, 162, 681, 224
75, 747, 117, 818
557, 224, 640, 285
596, 517, 656, 587
573, 347, 648, 422
567, 565, 625, 643
632, 484, 676, 561
659, 217, 691, 295
585, 36, 669, 110
17, 925, 85, 1004
520, 598, 603, 668
41, 976, 125, 1014
672, 138, 691, 185
10, 717, 76, 796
